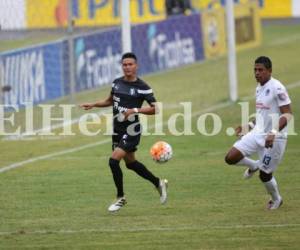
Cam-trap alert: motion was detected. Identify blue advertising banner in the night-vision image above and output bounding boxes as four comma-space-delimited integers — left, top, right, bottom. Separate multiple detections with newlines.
132, 13, 205, 74
74, 13, 204, 90
0, 42, 64, 106
74, 29, 123, 91
0, 13, 205, 106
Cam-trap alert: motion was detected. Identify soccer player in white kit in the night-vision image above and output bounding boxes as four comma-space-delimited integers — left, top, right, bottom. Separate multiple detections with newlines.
225, 56, 292, 210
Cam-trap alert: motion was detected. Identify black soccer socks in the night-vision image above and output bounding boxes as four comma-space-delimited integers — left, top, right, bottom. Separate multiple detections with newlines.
109, 158, 124, 197
126, 161, 160, 188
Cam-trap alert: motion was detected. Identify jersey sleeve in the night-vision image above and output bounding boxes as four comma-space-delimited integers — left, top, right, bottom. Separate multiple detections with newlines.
145, 91, 157, 105
274, 82, 291, 107
138, 83, 157, 105
111, 82, 115, 95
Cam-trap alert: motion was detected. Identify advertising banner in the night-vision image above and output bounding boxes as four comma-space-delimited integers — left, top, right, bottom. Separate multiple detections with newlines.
201, 1, 261, 58
192, 0, 300, 18
0, 42, 64, 106
74, 29, 123, 91
132, 13, 205, 74
27, 0, 165, 28
259, 0, 292, 18
234, 2, 261, 51
73, 13, 205, 90
201, 8, 226, 59
1, 13, 205, 106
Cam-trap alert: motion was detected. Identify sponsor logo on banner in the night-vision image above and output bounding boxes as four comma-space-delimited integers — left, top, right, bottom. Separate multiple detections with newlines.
131, 13, 204, 75
1, 43, 64, 107
0, 51, 46, 105
75, 38, 122, 90
147, 24, 196, 70
27, 0, 165, 28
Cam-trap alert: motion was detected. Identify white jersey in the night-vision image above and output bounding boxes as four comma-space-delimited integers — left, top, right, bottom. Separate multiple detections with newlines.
253, 77, 291, 137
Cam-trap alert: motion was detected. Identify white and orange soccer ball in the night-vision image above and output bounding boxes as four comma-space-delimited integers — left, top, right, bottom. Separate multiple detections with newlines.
150, 141, 173, 163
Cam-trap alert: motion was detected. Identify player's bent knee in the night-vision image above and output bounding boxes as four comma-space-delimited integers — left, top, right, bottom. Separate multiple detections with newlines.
259, 170, 272, 182
225, 154, 235, 165
225, 147, 244, 165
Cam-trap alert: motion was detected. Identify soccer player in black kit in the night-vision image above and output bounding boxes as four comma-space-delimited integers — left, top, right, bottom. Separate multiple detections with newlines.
80, 52, 168, 212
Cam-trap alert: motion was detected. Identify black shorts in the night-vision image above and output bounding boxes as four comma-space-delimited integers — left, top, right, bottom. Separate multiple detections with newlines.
112, 131, 141, 153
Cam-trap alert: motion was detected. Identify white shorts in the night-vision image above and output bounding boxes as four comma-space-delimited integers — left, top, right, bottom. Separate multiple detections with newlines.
233, 132, 287, 174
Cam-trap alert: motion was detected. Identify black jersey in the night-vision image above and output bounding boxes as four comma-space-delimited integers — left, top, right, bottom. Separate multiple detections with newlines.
111, 77, 157, 133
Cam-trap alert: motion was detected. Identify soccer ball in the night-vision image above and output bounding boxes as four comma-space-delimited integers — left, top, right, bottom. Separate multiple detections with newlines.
150, 141, 173, 163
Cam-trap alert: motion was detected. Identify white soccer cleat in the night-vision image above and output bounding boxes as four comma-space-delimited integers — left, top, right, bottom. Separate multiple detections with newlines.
157, 179, 168, 204
267, 198, 283, 210
108, 197, 127, 212
243, 168, 258, 179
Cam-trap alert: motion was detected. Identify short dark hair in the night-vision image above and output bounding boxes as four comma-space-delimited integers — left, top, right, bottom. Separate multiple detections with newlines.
255, 56, 272, 69
122, 52, 137, 62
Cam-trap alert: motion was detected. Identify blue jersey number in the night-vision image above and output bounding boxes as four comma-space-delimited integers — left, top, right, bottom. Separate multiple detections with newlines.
262, 155, 272, 166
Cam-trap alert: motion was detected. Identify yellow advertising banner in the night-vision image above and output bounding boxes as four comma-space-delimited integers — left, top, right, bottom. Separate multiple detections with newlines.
192, 0, 293, 18
259, 0, 292, 18
201, 1, 261, 58
27, 0, 166, 28
234, 1, 261, 51
201, 8, 226, 58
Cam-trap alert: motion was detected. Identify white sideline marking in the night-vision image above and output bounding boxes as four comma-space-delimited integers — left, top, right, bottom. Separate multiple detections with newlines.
1, 81, 299, 174
2, 108, 111, 141
0, 223, 299, 236
0, 139, 110, 174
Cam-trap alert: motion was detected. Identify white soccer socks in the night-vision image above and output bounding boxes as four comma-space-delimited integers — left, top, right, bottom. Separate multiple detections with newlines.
264, 177, 283, 210
157, 179, 168, 204
237, 157, 260, 179
237, 157, 259, 171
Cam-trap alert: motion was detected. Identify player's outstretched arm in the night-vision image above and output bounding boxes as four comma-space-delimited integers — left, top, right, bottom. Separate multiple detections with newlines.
80, 94, 113, 110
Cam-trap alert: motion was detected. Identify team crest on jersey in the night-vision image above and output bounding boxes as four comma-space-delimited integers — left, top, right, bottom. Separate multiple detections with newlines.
278, 93, 287, 101
265, 89, 270, 96
130, 88, 136, 95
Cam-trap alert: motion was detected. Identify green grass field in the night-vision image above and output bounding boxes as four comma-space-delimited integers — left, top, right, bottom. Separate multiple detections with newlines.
1, 23, 300, 249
